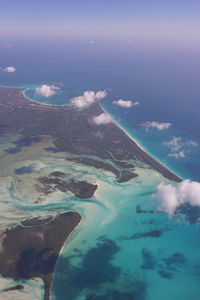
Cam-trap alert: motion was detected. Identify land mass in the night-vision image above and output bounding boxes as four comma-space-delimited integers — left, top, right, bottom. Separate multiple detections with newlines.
0, 212, 81, 300
0, 87, 181, 182
37, 171, 98, 199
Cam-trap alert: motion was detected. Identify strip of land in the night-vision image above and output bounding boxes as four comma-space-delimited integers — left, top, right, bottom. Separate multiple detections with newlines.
0, 212, 81, 300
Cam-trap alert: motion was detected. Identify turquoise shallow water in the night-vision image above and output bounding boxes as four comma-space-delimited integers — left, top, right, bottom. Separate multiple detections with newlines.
5, 84, 198, 300
50, 168, 200, 300
1, 37, 200, 299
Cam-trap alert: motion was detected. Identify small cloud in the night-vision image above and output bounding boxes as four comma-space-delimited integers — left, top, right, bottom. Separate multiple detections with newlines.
93, 113, 113, 125
163, 136, 197, 159
3, 66, 16, 73
35, 85, 59, 97
71, 90, 107, 109
90, 40, 95, 44
113, 99, 139, 108
142, 121, 172, 131
186, 140, 198, 147
164, 137, 182, 152
154, 180, 200, 215
168, 150, 186, 159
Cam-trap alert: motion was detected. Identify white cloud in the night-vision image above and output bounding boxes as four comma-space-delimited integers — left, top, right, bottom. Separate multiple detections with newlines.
186, 140, 198, 147
155, 180, 200, 215
113, 99, 139, 108
71, 90, 107, 109
142, 121, 172, 131
93, 113, 113, 125
164, 136, 182, 152
168, 150, 186, 159
35, 85, 59, 97
3, 66, 16, 73
163, 136, 197, 159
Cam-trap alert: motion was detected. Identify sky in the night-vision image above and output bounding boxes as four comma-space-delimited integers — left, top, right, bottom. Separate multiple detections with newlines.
0, 0, 200, 42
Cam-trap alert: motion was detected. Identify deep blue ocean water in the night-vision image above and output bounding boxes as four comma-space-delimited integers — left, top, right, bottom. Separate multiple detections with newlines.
1, 36, 200, 180
1, 36, 200, 300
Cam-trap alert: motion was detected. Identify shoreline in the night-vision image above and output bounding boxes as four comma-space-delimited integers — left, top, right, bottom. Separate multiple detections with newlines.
22, 89, 70, 108
0, 84, 69, 107
99, 102, 182, 182
50, 215, 83, 300
43, 212, 82, 300
21, 88, 70, 107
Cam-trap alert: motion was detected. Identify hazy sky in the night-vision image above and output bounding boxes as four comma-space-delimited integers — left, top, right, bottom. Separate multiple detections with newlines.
0, 0, 200, 40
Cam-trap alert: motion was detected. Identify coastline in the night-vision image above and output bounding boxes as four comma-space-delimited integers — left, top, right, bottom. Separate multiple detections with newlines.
22, 89, 70, 108
99, 102, 182, 182
0, 84, 69, 107
43, 212, 82, 300
50, 215, 83, 300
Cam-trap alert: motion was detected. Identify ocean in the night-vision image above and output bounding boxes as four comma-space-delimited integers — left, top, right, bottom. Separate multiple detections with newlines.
0, 36, 200, 299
